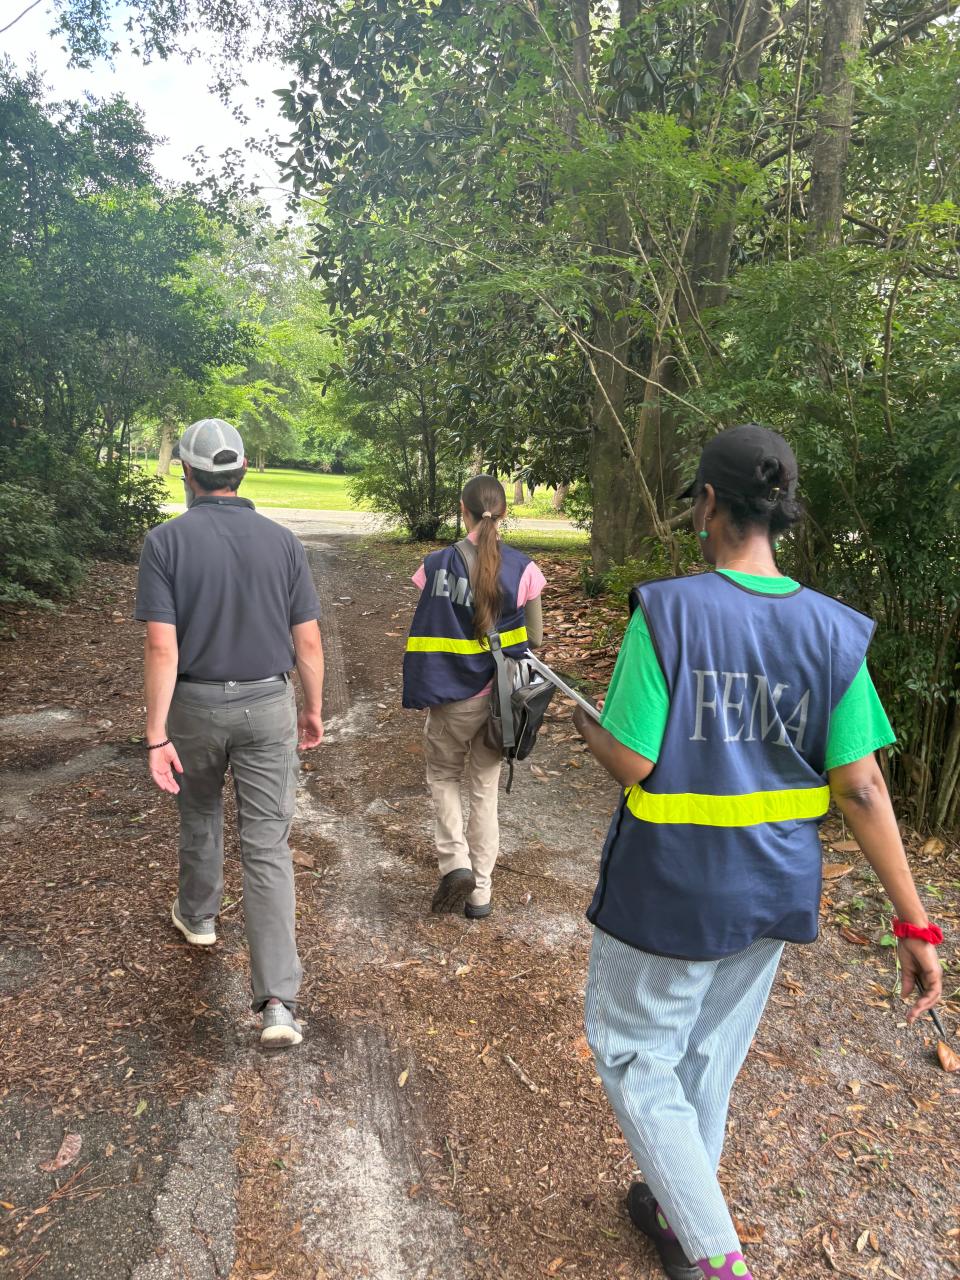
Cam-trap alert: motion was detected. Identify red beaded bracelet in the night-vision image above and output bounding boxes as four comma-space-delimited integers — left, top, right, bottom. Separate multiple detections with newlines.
892, 917, 943, 946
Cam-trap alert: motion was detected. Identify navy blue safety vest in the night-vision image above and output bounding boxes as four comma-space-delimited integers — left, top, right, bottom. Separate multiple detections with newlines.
587, 573, 876, 959
402, 542, 532, 709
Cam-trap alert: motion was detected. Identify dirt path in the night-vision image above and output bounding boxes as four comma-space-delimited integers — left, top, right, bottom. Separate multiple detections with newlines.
1, 530, 959, 1279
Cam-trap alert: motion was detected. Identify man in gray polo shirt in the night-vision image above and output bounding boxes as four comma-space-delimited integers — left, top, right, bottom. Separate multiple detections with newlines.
135, 418, 324, 1047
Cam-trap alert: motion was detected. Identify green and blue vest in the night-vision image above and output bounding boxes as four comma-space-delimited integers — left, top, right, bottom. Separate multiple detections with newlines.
587, 573, 876, 958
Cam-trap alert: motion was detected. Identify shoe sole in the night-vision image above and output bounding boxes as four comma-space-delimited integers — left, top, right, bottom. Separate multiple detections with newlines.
465, 903, 492, 919
171, 903, 216, 947
431, 871, 476, 914
260, 1025, 303, 1047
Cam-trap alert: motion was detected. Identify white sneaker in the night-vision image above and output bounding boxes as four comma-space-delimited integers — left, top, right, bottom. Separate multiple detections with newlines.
171, 898, 216, 946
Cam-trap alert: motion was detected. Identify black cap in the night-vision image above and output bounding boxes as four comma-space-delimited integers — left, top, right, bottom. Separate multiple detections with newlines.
679, 423, 798, 501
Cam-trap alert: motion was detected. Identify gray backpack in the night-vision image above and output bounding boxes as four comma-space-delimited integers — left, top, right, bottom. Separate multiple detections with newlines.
484, 637, 557, 791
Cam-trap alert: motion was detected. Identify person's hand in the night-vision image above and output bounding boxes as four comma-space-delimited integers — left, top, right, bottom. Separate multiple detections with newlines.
573, 705, 593, 738
149, 742, 183, 794
899, 937, 942, 1023
298, 710, 324, 750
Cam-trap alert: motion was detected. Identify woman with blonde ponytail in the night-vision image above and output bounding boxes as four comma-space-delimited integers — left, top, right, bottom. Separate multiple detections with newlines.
402, 475, 547, 918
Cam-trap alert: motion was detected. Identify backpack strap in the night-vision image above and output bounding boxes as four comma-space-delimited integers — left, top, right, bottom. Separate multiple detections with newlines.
488, 631, 516, 792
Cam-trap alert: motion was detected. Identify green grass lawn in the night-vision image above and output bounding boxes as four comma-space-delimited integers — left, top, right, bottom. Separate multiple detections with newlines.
143, 461, 357, 510
142, 461, 577, 521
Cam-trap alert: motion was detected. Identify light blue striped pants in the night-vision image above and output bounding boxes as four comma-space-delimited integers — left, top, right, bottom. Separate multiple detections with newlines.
585, 928, 784, 1262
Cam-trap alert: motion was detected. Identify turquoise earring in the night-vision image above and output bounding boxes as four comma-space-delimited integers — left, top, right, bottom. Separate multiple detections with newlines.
698, 530, 709, 540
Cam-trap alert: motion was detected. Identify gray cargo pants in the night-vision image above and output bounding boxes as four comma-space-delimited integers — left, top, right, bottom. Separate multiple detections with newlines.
166, 678, 303, 1011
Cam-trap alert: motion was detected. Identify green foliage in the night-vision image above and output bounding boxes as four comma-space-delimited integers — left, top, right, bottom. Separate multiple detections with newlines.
0, 482, 82, 608
688, 246, 960, 828
347, 414, 463, 542
0, 457, 164, 610
0, 69, 251, 601
603, 536, 702, 603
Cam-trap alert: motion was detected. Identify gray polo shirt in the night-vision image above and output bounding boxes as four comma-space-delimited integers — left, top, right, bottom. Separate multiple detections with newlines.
134, 497, 321, 681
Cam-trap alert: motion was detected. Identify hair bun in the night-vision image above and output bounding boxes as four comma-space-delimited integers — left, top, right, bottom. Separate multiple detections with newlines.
758, 456, 784, 486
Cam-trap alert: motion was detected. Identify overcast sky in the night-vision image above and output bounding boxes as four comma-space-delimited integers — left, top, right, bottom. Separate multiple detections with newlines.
3, 2, 294, 211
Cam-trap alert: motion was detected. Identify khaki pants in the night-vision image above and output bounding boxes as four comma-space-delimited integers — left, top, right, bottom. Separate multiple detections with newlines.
423, 695, 502, 906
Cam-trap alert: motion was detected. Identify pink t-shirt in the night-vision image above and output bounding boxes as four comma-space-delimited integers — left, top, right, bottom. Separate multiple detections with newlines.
410, 534, 546, 697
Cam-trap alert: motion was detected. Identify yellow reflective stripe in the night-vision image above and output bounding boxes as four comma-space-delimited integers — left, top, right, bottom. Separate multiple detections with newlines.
405, 626, 528, 655
625, 783, 830, 828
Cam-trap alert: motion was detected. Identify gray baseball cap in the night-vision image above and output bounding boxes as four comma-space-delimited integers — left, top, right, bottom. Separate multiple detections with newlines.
179, 419, 245, 472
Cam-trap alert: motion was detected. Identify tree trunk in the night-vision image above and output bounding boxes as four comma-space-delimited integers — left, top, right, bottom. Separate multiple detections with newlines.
553, 483, 569, 511
588, 311, 647, 569
513, 478, 525, 506
257, 449, 266, 473
157, 418, 175, 476
808, 0, 867, 248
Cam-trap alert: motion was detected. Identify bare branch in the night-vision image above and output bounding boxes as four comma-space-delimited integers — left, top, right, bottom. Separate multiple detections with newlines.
869, 1, 959, 56
0, 0, 44, 36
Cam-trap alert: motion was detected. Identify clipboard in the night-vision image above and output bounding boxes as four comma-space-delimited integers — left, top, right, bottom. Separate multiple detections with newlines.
523, 652, 602, 722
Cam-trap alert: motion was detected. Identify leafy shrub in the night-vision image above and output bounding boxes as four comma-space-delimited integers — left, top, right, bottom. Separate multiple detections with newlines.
0, 482, 83, 608
348, 422, 463, 541
0, 443, 167, 614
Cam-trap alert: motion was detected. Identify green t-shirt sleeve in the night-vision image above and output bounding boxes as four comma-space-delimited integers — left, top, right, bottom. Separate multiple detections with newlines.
599, 607, 670, 763
824, 661, 895, 770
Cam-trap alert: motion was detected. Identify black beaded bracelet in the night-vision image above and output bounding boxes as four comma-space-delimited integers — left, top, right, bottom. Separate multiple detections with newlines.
146, 739, 171, 751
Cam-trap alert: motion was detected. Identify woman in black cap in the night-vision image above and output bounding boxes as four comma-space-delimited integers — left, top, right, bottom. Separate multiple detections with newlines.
573, 424, 942, 1280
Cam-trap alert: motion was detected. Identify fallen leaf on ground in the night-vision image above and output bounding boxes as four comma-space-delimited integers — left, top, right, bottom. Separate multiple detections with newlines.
823, 863, 854, 880
856, 1228, 871, 1252
830, 839, 861, 853
292, 850, 315, 868
839, 926, 871, 945
732, 1218, 765, 1244
822, 1232, 840, 1271
937, 1041, 960, 1073
397, 1068, 409, 1087
572, 1035, 593, 1061
39, 1133, 81, 1173
922, 836, 946, 857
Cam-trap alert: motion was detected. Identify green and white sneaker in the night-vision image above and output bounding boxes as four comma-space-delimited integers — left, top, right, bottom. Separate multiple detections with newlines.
171, 898, 216, 947
260, 999, 303, 1047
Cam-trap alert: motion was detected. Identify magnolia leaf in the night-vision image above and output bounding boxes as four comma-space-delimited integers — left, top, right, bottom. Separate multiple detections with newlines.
823, 863, 854, 880
937, 1041, 960, 1073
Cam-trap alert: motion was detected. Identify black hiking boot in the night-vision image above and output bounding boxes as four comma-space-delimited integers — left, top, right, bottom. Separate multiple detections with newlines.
431, 868, 476, 914
465, 900, 492, 920
626, 1182, 702, 1280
